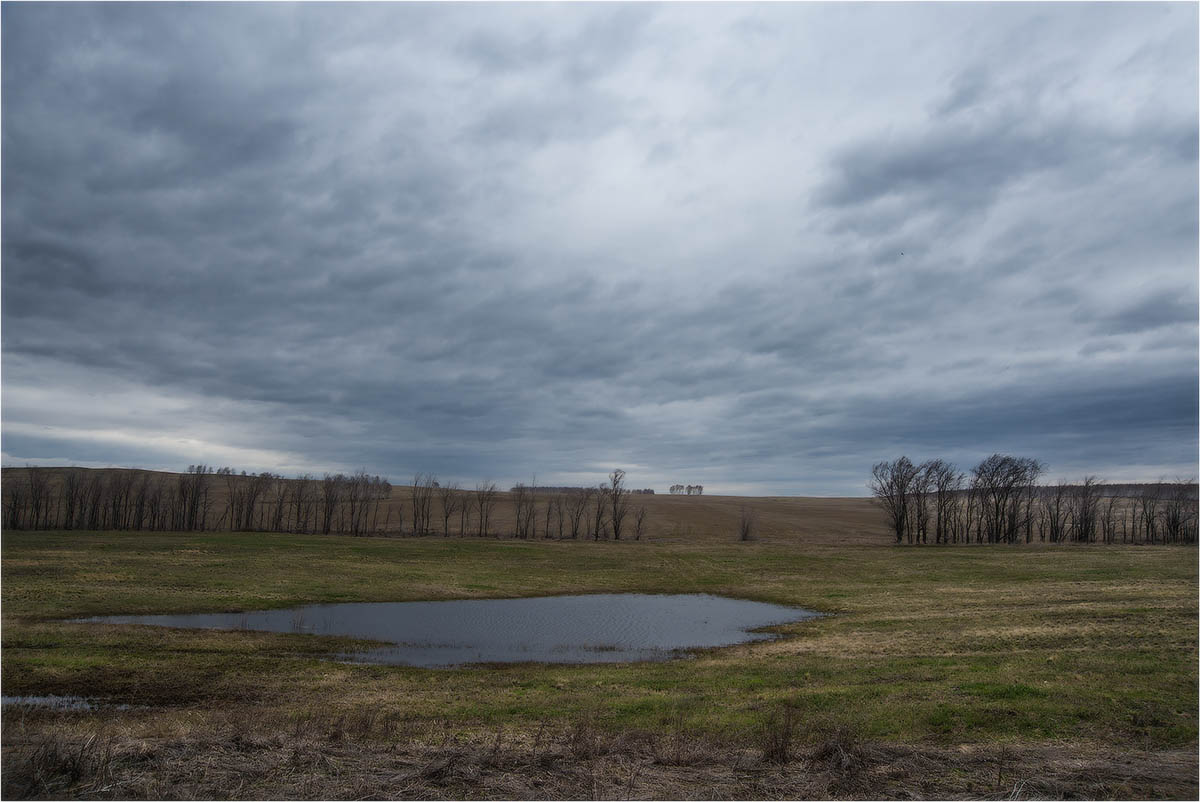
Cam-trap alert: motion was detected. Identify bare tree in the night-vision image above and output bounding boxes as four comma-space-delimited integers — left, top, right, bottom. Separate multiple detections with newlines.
737, 504, 755, 541
512, 481, 537, 539
566, 488, 589, 539
269, 473, 289, 533
1100, 492, 1119, 544
346, 470, 373, 536
3, 471, 29, 530
458, 490, 469, 537
129, 472, 151, 530
83, 471, 107, 530
869, 457, 919, 544
370, 476, 391, 534
1071, 476, 1102, 543
553, 493, 566, 539
238, 471, 271, 531
173, 464, 215, 531
542, 493, 555, 539
411, 473, 436, 536
475, 481, 498, 537
971, 455, 1043, 544
609, 469, 630, 540
61, 468, 85, 530
107, 470, 133, 530
924, 459, 960, 544
1161, 479, 1198, 544
438, 481, 460, 537
590, 484, 608, 540
320, 473, 342, 535
909, 464, 933, 544
1044, 480, 1070, 543
145, 475, 166, 531
289, 474, 316, 534
219, 468, 243, 533
1137, 484, 1161, 544
633, 505, 647, 540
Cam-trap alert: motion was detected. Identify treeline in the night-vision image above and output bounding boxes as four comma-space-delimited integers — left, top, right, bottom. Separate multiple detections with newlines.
870, 454, 1198, 545
2, 466, 651, 541
511, 485, 655, 495
1, 465, 394, 536
668, 484, 704, 495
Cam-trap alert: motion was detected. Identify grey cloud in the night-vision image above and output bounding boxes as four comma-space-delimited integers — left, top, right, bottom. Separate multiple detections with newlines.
2, 2, 1196, 495
466, 88, 631, 147
822, 120, 1079, 212
1088, 290, 1197, 336
933, 65, 992, 118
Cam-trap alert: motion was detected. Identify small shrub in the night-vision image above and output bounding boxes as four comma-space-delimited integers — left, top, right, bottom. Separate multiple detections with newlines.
759, 707, 796, 764
567, 716, 601, 759
738, 505, 756, 542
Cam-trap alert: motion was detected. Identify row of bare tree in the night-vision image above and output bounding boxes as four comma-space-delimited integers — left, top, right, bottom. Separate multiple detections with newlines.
512, 485, 655, 495
2, 466, 652, 541
504, 470, 648, 540
1, 466, 395, 536
3, 465, 217, 533
870, 455, 1198, 545
668, 484, 704, 495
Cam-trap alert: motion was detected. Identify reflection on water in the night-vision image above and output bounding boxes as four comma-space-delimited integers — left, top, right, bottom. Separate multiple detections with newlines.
82, 593, 819, 668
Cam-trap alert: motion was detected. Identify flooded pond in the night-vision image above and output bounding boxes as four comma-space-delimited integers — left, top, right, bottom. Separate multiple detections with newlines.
84, 593, 818, 667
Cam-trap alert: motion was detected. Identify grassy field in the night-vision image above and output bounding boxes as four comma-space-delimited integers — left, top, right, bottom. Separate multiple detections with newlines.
2, 527, 1197, 798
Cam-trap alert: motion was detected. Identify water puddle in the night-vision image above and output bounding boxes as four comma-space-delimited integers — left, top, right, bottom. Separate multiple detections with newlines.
81, 593, 818, 667
1, 695, 130, 711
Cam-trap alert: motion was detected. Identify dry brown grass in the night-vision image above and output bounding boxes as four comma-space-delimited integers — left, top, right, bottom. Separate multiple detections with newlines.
3, 709, 1196, 800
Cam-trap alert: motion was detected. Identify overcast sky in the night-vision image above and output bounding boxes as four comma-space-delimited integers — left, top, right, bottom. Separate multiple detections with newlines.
2, 2, 1197, 496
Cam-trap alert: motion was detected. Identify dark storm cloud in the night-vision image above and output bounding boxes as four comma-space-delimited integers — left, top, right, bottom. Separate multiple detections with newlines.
1091, 290, 1198, 336
3, 2, 1196, 494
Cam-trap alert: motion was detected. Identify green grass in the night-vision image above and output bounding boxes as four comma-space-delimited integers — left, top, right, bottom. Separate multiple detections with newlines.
2, 530, 1196, 751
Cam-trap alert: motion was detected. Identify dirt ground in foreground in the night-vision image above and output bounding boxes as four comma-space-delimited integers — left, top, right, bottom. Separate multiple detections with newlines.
3, 717, 1196, 800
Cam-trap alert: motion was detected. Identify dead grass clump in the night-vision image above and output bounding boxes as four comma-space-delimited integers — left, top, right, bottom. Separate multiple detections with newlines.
650, 730, 719, 767
414, 750, 463, 784
565, 715, 609, 760
282, 705, 403, 745
324, 707, 381, 742
804, 725, 890, 798
1, 732, 114, 798
759, 707, 797, 764
811, 725, 864, 774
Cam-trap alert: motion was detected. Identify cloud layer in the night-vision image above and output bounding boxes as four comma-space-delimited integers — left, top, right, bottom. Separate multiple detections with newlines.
3, 3, 1197, 494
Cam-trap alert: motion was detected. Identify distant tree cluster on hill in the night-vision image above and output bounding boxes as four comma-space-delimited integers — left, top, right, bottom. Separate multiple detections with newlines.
870, 454, 1198, 545
669, 484, 704, 495
1, 465, 651, 542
